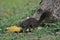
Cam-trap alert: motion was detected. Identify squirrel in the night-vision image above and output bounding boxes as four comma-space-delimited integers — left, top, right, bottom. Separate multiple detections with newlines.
20, 8, 52, 32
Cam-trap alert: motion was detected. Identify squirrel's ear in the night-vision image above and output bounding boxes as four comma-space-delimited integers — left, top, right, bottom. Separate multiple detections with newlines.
26, 16, 30, 19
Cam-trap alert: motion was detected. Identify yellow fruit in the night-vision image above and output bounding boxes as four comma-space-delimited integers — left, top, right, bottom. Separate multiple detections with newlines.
7, 26, 22, 33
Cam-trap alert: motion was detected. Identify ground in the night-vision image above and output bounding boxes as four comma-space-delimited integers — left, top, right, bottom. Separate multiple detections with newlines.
0, 0, 60, 40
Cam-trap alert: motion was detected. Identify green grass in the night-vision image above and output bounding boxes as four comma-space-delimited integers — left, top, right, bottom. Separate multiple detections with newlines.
0, 0, 40, 28
0, 0, 60, 40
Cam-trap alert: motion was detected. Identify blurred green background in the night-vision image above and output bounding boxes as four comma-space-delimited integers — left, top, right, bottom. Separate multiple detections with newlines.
0, 0, 40, 28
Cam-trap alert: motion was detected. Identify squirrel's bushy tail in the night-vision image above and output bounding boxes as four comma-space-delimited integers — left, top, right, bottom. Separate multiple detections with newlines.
38, 10, 52, 23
